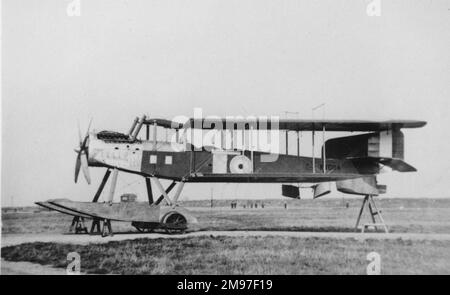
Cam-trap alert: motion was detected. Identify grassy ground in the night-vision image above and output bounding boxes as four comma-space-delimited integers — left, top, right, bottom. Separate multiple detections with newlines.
3, 198, 450, 234
2, 236, 450, 274
2, 198, 450, 274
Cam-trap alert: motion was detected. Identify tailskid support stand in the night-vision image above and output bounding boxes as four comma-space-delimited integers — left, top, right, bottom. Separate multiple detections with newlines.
88, 218, 113, 237
355, 195, 389, 233
101, 219, 113, 237
70, 216, 88, 234
90, 218, 102, 235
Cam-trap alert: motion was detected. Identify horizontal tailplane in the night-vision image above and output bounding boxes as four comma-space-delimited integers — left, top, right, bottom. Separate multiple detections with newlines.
348, 157, 416, 172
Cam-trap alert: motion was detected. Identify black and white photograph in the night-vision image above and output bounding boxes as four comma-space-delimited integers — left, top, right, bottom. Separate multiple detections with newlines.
1, 0, 450, 279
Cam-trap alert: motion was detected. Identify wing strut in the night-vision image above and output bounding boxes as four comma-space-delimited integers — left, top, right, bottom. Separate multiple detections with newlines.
153, 179, 176, 206
92, 169, 111, 202
152, 179, 186, 206
145, 177, 154, 204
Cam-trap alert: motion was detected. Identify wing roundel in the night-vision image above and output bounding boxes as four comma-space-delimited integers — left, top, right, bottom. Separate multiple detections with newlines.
229, 155, 253, 173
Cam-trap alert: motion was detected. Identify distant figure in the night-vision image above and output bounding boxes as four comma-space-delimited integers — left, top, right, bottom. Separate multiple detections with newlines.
255, 203, 258, 209
284, 202, 287, 209
261, 202, 265, 208
346, 202, 349, 209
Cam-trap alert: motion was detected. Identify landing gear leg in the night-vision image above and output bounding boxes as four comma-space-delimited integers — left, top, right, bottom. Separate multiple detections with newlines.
154, 181, 177, 205
99, 168, 118, 237
92, 169, 111, 203
151, 178, 188, 234
152, 178, 186, 206
152, 177, 175, 206
89, 168, 116, 236
82, 168, 111, 234
145, 177, 154, 205
107, 168, 119, 204
355, 195, 389, 233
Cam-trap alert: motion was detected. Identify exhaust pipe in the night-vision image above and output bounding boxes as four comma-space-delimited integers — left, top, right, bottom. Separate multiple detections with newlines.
130, 115, 147, 141
127, 117, 140, 138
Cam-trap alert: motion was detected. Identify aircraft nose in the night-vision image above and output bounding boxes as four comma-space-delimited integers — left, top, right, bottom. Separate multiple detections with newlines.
74, 121, 92, 184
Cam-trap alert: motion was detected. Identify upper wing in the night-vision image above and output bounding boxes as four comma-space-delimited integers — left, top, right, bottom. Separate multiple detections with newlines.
253, 119, 427, 131
146, 118, 426, 131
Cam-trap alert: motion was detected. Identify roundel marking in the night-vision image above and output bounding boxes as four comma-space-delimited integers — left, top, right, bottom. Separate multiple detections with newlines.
229, 155, 252, 173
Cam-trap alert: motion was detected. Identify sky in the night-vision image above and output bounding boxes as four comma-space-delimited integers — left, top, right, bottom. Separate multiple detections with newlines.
2, 0, 450, 206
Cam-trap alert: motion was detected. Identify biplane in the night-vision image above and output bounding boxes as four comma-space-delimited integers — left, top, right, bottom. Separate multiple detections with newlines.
36, 115, 426, 236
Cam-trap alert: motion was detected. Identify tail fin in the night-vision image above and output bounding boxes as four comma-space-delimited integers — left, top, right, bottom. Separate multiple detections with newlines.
325, 129, 405, 160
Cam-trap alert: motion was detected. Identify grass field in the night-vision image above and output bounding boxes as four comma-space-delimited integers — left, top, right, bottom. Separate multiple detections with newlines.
3, 198, 450, 234
2, 198, 450, 274
2, 236, 450, 274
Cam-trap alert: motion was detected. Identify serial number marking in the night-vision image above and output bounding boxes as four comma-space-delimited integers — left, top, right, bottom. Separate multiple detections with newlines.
177, 279, 272, 292
221, 279, 272, 290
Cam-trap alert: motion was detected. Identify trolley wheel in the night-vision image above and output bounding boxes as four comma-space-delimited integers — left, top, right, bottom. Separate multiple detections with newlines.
163, 212, 187, 234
